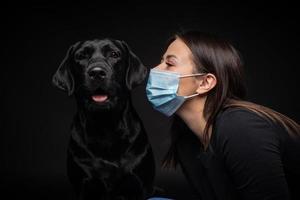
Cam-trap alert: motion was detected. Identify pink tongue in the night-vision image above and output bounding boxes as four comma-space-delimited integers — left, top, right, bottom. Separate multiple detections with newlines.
92, 95, 108, 102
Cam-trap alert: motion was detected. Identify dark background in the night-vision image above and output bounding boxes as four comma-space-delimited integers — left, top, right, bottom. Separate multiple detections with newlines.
1, 2, 299, 200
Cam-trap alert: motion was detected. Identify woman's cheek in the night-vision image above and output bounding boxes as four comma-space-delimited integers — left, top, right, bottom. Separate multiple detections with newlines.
177, 77, 196, 96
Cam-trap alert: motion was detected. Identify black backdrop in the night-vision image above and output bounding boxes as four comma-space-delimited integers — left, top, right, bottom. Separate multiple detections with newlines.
1, 3, 299, 200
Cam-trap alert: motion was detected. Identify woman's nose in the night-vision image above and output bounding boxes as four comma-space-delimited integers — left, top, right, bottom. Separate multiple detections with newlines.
154, 62, 166, 70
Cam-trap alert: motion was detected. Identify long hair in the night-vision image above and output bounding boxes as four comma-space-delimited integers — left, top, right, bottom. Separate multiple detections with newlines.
162, 30, 299, 169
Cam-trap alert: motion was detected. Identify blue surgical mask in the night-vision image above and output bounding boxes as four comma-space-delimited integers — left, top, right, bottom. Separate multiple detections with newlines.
146, 68, 206, 117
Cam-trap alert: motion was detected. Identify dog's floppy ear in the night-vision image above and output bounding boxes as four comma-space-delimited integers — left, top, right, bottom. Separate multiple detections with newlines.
52, 42, 81, 96
122, 41, 148, 90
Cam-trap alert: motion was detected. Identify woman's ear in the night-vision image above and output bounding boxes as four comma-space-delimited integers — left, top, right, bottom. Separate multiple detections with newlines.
196, 73, 217, 94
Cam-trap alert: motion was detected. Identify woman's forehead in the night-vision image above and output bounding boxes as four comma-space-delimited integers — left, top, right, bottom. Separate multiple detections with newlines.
164, 38, 192, 61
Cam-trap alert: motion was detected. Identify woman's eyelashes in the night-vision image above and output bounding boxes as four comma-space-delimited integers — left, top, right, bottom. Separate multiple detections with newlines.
166, 62, 174, 67
159, 60, 172, 67
160, 57, 176, 68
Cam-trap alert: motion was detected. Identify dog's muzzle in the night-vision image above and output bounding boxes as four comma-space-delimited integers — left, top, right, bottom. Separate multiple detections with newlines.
88, 66, 108, 81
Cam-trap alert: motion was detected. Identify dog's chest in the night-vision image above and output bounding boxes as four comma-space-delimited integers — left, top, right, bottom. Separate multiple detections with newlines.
88, 134, 130, 156
72, 125, 131, 160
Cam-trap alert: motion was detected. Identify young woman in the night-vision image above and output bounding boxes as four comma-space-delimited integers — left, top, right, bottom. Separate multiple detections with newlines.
146, 30, 300, 200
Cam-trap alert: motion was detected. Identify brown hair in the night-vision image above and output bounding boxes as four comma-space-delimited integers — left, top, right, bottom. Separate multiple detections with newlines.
162, 30, 299, 169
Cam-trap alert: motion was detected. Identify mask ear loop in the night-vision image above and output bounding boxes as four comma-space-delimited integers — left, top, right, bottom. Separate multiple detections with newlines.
178, 73, 207, 98
183, 93, 200, 99
179, 73, 207, 78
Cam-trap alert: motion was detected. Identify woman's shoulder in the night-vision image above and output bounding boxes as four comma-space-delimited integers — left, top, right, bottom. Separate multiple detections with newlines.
215, 106, 274, 129
213, 106, 280, 148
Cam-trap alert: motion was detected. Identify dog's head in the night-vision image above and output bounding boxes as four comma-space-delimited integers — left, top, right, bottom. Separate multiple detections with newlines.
52, 39, 147, 111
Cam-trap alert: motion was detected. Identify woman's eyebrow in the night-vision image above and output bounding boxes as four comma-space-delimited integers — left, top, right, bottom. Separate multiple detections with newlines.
161, 54, 178, 61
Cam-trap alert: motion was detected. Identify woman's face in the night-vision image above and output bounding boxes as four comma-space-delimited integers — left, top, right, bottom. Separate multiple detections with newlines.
154, 38, 200, 96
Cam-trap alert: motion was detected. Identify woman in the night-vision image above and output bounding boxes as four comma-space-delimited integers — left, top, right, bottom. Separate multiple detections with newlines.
146, 30, 300, 200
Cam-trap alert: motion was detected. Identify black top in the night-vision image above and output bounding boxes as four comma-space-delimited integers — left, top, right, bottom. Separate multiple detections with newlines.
176, 107, 300, 200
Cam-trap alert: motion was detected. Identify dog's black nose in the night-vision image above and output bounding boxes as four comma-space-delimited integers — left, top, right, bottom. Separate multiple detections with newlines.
88, 67, 107, 80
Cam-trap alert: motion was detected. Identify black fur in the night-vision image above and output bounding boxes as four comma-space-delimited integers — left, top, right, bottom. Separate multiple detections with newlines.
52, 38, 156, 200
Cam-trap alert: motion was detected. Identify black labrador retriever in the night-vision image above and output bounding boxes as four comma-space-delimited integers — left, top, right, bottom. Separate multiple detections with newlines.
52, 39, 156, 200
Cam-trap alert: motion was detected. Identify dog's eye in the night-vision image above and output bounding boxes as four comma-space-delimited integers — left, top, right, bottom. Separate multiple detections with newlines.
109, 51, 120, 58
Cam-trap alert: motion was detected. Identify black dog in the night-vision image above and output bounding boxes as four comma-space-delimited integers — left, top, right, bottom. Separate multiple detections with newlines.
52, 39, 156, 199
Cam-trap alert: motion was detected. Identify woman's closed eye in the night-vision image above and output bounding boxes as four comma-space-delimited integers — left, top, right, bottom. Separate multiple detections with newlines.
159, 59, 173, 66
166, 62, 176, 68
